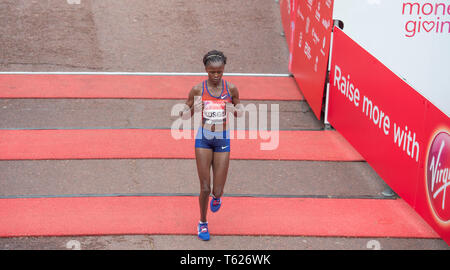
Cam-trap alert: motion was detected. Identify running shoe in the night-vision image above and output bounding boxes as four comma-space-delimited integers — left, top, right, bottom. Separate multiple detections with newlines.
210, 197, 222, 213
197, 222, 210, 241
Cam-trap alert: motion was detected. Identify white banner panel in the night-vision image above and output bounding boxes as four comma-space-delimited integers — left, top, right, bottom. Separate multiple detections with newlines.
332, 0, 450, 116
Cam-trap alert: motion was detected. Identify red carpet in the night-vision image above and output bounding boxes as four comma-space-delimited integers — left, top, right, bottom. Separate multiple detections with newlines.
0, 129, 363, 161
0, 196, 438, 238
2, 74, 436, 241
0, 74, 303, 100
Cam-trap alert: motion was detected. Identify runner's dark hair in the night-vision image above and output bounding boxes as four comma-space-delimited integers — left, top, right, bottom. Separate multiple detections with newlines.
203, 50, 227, 67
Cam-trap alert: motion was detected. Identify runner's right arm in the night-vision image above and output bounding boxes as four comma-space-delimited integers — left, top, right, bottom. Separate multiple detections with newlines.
180, 84, 202, 119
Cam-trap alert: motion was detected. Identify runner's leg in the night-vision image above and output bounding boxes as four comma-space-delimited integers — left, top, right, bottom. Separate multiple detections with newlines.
212, 151, 230, 199
195, 147, 213, 222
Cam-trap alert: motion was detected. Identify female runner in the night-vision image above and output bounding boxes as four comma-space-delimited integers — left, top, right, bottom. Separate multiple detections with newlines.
179, 50, 243, 241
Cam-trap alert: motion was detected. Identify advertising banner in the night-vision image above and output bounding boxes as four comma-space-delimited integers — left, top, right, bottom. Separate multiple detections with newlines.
290, 0, 334, 119
416, 103, 450, 243
332, 0, 450, 117
328, 27, 449, 244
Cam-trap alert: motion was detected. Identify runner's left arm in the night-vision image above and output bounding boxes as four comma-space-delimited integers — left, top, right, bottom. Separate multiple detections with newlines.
228, 82, 244, 117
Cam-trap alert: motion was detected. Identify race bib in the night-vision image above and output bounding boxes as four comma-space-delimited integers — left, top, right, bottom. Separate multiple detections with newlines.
203, 100, 227, 124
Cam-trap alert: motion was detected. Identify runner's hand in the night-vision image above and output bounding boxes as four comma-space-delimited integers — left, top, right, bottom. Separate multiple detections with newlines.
179, 104, 191, 120
231, 103, 244, 117
193, 97, 203, 112
226, 102, 235, 115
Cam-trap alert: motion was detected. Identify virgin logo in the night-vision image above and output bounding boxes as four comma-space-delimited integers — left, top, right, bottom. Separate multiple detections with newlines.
426, 131, 450, 222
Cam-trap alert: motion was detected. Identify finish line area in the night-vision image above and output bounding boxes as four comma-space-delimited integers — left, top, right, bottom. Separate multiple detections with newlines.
0, 73, 439, 243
